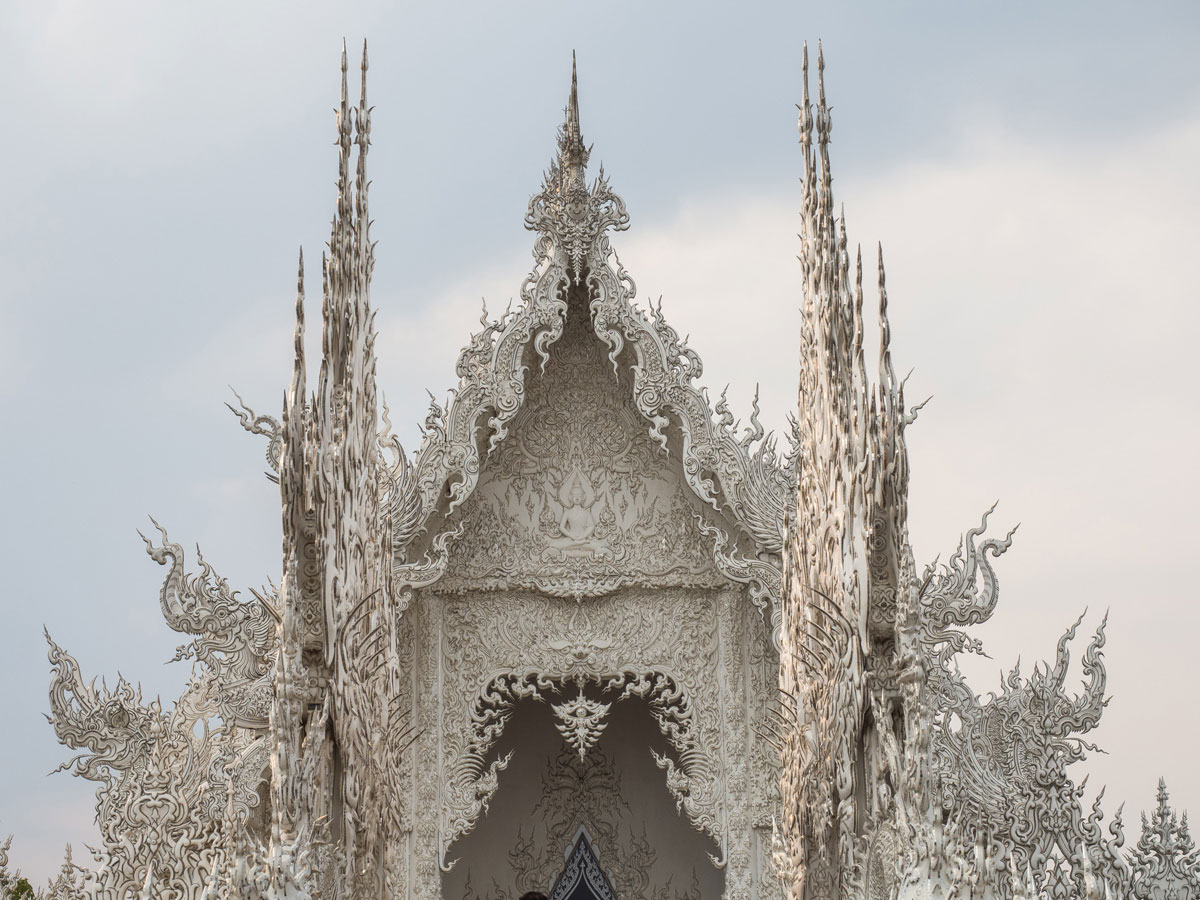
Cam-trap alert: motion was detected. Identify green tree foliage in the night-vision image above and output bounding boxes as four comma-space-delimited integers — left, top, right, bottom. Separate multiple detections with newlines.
0, 870, 37, 900
0, 837, 40, 900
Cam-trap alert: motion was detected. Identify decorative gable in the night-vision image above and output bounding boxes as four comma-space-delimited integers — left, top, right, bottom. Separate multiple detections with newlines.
393, 59, 791, 636
436, 298, 724, 598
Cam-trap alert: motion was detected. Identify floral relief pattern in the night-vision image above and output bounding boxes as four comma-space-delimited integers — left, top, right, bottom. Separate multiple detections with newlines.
437, 299, 724, 599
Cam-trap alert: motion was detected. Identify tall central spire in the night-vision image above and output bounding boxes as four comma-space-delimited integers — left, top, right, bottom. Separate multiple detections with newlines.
560, 50, 589, 198
525, 53, 628, 283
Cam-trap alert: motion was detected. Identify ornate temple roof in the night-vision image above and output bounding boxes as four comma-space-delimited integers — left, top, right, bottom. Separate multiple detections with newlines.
380, 58, 794, 632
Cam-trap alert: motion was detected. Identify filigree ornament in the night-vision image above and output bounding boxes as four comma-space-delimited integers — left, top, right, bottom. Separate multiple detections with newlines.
437, 297, 727, 600
140, 519, 279, 728
551, 691, 612, 761
44, 632, 266, 899
444, 658, 728, 866
526, 55, 630, 286
385, 57, 791, 642
497, 746, 639, 898
420, 585, 777, 893
772, 42, 1196, 900
1129, 780, 1200, 900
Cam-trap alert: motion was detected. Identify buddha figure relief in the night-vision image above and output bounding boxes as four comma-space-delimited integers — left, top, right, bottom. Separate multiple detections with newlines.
544, 468, 610, 558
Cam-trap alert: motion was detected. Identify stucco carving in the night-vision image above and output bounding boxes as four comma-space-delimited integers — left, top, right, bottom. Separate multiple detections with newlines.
519, 749, 643, 899
431, 590, 755, 870
436, 299, 725, 600
140, 520, 279, 728
27, 41, 1198, 900
452, 718, 725, 900
1129, 780, 1200, 900
771, 42, 1199, 900
388, 55, 790, 640
43, 631, 270, 898
551, 692, 612, 760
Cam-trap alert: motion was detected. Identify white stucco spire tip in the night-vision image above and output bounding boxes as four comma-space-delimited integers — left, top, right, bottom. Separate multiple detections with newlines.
558, 50, 590, 192
567, 50, 581, 148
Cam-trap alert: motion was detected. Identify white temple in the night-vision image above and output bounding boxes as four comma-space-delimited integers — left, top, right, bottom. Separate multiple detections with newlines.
9, 43, 1199, 900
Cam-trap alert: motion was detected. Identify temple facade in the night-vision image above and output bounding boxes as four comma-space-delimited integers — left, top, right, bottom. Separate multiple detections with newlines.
25, 43, 1200, 900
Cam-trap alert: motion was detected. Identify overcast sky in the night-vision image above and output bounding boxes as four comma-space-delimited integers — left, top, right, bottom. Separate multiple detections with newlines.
1, 1, 1198, 884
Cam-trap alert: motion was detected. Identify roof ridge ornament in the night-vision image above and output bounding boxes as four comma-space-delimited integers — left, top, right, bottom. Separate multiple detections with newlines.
525, 52, 629, 284
563, 51, 588, 197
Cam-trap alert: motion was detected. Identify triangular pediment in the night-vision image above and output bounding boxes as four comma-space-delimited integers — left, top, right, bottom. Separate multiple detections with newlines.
434, 291, 726, 598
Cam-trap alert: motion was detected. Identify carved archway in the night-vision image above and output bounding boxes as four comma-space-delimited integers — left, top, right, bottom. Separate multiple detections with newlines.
453, 668, 723, 857
414, 587, 779, 900
441, 694, 725, 900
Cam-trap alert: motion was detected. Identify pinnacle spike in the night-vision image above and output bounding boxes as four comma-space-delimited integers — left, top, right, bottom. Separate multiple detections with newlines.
817, 41, 827, 123
340, 39, 349, 102
571, 49, 578, 108
335, 43, 352, 215
354, 38, 372, 223
799, 43, 812, 145
359, 39, 370, 116
567, 51, 580, 146
878, 242, 897, 395
853, 244, 864, 366
802, 42, 809, 103
295, 246, 306, 363
557, 51, 589, 191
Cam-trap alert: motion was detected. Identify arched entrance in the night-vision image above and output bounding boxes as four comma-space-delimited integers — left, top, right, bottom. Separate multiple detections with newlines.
442, 694, 724, 900
403, 585, 779, 900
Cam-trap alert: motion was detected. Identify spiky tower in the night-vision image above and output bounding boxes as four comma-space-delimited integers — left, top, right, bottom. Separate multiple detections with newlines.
273, 40, 408, 894
779, 42, 921, 899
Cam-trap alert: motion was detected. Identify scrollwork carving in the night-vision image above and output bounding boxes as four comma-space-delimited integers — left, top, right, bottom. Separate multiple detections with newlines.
551, 691, 612, 761
44, 632, 268, 898
140, 519, 278, 728
438, 297, 725, 599
387, 59, 789, 643
428, 587, 773, 881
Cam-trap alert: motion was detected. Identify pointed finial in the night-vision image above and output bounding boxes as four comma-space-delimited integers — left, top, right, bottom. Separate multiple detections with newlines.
559, 51, 589, 194
340, 38, 349, 102
878, 242, 898, 397
569, 50, 580, 142
336, 39, 352, 200
814, 40, 832, 195
798, 42, 812, 144
360, 39, 369, 107
295, 246, 306, 363
355, 38, 372, 204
